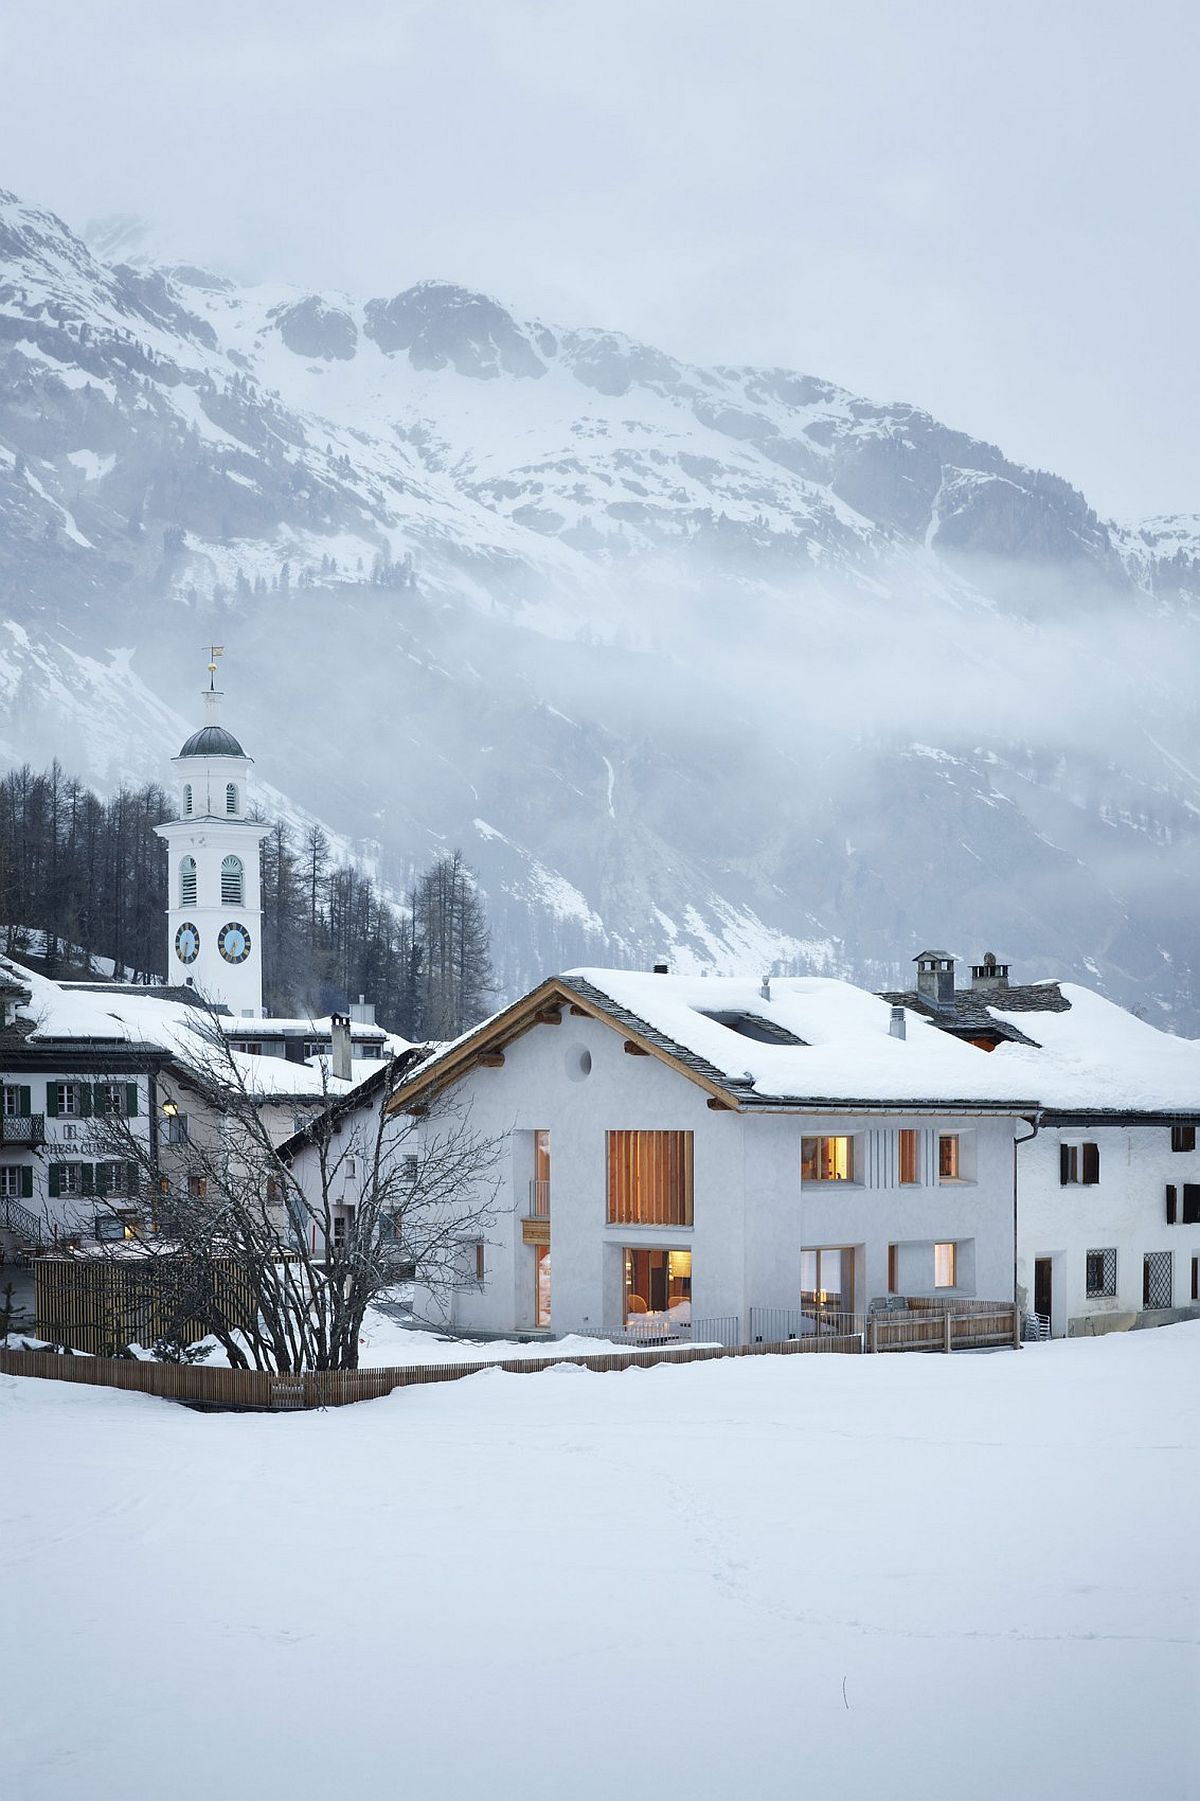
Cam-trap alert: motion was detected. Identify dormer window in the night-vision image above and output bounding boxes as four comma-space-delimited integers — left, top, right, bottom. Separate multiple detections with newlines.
225, 782, 239, 815
183, 783, 193, 816
221, 855, 244, 906
180, 855, 198, 907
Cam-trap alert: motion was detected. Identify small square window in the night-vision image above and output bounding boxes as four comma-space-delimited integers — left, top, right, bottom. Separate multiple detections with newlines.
801, 1136, 854, 1183
1171, 1124, 1197, 1153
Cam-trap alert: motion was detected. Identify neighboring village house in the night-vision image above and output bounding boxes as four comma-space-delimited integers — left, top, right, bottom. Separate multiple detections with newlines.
885, 952, 1200, 1335
0, 956, 407, 1259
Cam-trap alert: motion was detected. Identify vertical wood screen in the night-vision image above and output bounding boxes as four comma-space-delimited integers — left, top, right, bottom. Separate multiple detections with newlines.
607, 1131, 693, 1226
898, 1130, 918, 1185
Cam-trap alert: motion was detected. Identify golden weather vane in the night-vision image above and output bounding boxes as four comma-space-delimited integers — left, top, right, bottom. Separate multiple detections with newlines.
205, 644, 224, 690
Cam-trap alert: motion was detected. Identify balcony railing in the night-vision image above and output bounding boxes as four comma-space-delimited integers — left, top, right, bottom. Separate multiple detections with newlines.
527, 1179, 550, 1219
0, 1113, 45, 1148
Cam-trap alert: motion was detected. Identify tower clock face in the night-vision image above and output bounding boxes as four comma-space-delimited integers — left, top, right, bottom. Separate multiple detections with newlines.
218, 921, 252, 965
174, 922, 200, 965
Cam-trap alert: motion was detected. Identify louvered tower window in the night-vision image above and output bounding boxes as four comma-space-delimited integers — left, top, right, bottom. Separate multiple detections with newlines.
180, 856, 197, 907
183, 783, 193, 816
225, 782, 238, 815
221, 855, 244, 905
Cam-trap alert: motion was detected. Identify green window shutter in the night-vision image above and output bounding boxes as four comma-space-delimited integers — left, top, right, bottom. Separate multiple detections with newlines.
95, 1163, 110, 1197
80, 1163, 95, 1197
125, 1083, 139, 1118
93, 1084, 108, 1116
20, 1166, 33, 1200
18, 1086, 31, 1118
46, 1084, 59, 1118
48, 1163, 62, 1198
127, 1162, 139, 1198
79, 1085, 93, 1119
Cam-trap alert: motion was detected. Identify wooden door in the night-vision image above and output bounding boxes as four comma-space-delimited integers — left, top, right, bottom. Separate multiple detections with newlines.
1034, 1257, 1053, 1325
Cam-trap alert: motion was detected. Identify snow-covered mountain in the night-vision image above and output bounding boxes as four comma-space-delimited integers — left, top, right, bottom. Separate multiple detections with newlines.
2, 185, 1200, 1022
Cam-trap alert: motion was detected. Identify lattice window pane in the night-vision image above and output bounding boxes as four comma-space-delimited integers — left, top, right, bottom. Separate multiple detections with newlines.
1085, 1248, 1116, 1298
1144, 1251, 1173, 1310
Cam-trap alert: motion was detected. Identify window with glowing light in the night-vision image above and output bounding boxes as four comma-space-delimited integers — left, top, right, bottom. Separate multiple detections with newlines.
801, 1136, 854, 1183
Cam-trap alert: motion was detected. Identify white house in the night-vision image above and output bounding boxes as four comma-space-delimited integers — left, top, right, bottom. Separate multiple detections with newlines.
370, 969, 1039, 1343
0, 955, 407, 1260
883, 953, 1200, 1336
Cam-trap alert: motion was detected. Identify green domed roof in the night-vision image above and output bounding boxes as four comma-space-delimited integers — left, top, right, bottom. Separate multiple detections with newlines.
179, 724, 245, 758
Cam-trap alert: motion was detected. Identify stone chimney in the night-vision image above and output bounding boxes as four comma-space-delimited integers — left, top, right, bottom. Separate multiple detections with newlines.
970, 952, 1010, 992
349, 993, 376, 1026
330, 1013, 353, 1082
760, 974, 771, 1001
914, 950, 956, 1007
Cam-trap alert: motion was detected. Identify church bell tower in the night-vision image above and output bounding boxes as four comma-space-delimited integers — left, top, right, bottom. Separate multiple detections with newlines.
155, 654, 270, 1017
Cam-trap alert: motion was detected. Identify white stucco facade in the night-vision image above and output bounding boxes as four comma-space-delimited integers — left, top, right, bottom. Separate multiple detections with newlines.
382, 1006, 1022, 1340
1016, 1119, 1200, 1336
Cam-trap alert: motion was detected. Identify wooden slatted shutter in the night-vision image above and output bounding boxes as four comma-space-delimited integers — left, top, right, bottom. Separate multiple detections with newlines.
48, 1163, 62, 1197
1082, 1142, 1100, 1185
79, 1085, 93, 1118
46, 1083, 59, 1117
1183, 1185, 1200, 1225
20, 1166, 33, 1200
18, 1086, 30, 1117
95, 1164, 110, 1197
127, 1163, 139, 1199
80, 1163, 96, 1196
1166, 1183, 1177, 1224
1059, 1143, 1072, 1185
125, 1083, 138, 1118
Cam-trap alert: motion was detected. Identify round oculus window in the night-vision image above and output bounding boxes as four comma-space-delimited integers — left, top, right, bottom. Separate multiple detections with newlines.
174, 921, 200, 964
565, 1044, 593, 1082
218, 921, 252, 964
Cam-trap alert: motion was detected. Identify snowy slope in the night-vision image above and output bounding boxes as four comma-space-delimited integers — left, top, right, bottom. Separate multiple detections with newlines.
2, 186, 1200, 1018
2, 1326, 1197, 1801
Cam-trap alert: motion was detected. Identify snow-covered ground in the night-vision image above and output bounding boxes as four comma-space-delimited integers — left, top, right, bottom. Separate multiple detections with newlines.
3, 1327, 1196, 1801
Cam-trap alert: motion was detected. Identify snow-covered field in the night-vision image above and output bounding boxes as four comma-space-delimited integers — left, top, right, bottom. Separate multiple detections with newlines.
3, 1327, 1197, 1801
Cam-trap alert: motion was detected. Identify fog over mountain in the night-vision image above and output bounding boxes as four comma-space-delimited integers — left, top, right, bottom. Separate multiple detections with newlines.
2, 186, 1200, 1023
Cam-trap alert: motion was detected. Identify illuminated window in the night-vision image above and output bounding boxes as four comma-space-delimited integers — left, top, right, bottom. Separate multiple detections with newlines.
188, 1175, 207, 1201
801, 1136, 853, 1183
938, 1134, 961, 1181
607, 1131, 693, 1226
535, 1245, 551, 1326
180, 856, 197, 907
221, 855, 244, 906
530, 1128, 551, 1218
899, 1129, 919, 1185
934, 1242, 957, 1288
801, 1246, 851, 1310
624, 1247, 690, 1321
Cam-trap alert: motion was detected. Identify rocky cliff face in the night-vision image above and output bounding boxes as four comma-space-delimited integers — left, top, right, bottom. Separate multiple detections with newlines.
2, 187, 1199, 1022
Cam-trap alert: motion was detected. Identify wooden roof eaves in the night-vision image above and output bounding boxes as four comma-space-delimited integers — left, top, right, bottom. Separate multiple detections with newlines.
383, 977, 744, 1115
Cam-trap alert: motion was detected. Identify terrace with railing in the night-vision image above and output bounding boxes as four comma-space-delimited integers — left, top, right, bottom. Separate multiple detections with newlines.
0, 1113, 45, 1148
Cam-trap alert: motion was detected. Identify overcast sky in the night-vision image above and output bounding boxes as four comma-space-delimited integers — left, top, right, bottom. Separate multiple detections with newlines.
3, 0, 1196, 519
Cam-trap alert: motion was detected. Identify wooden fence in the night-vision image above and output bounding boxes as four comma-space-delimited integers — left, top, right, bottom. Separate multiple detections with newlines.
0, 1328, 864, 1411
0, 1302, 1016, 1411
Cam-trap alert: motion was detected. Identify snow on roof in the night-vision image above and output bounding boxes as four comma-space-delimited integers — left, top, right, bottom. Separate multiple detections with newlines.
220, 1015, 388, 1039
563, 969, 1200, 1113
1, 959, 401, 1102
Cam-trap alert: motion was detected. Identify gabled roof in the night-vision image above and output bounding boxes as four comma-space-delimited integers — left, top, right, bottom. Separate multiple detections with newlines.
385, 971, 1042, 1117
878, 982, 1068, 1047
